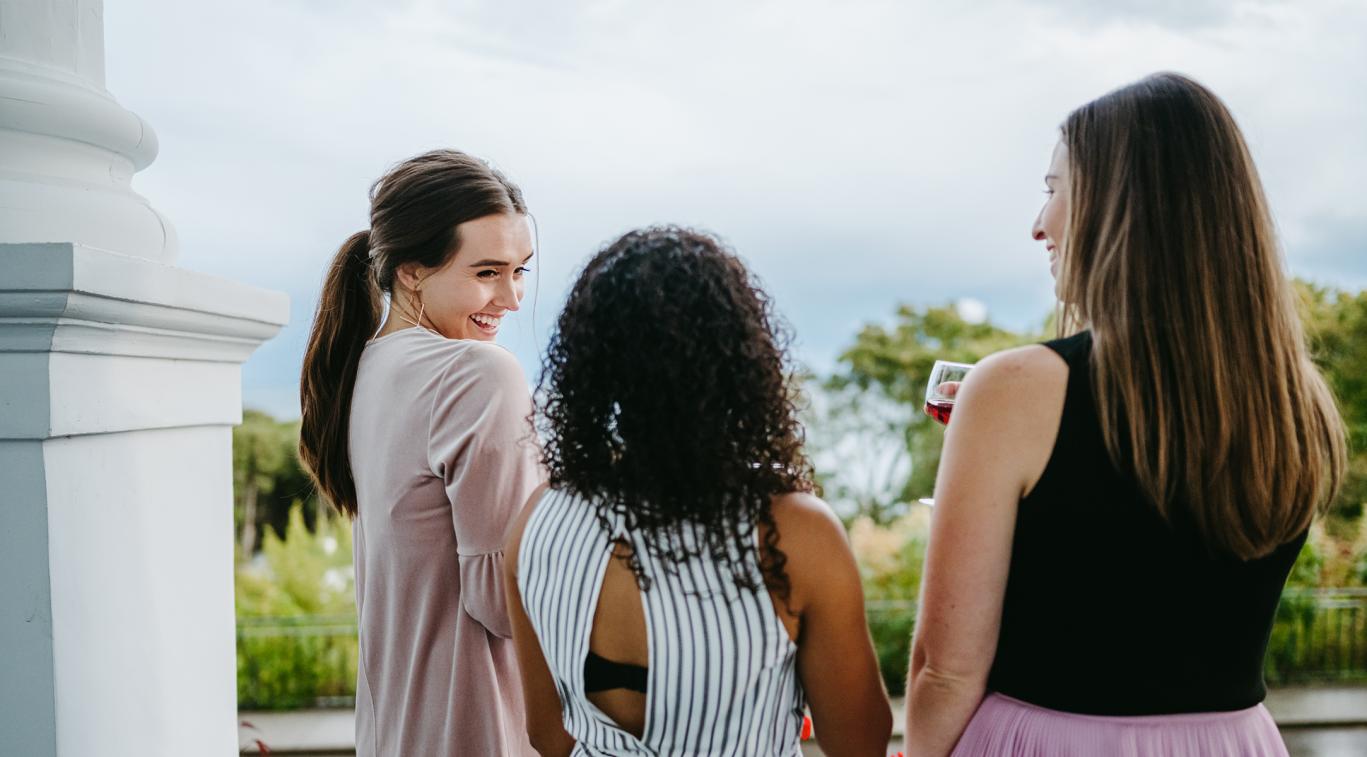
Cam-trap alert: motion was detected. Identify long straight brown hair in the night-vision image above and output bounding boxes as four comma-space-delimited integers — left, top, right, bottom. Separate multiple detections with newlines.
298, 150, 526, 516
1057, 73, 1347, 559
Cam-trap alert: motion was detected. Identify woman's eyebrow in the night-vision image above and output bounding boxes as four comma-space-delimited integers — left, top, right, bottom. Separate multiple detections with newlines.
468, 252, 534, 267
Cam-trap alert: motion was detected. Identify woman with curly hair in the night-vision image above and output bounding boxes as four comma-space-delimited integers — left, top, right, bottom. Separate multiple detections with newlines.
298, 150, 543, 756
503, 227, 892, 756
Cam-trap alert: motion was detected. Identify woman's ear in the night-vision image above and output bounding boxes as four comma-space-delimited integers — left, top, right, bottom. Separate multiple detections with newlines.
394, 261, 425, 292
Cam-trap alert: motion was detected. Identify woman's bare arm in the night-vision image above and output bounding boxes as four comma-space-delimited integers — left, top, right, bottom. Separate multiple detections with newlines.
903, 346, 1066, 756
503, 483, 576, 757
777, 493, 894, 756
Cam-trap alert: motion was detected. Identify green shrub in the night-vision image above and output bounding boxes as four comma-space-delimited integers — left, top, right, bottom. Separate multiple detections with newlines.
867, 606, 916, 696
849, 510, 930, 695
236, 503, 358, 709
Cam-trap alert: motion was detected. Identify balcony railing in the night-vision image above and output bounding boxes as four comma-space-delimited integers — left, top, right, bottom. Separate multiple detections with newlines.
237, 615, 359, 710
1266, 588, 1367, 684
237, 589, 1367, 710
862, 589, 1367, 696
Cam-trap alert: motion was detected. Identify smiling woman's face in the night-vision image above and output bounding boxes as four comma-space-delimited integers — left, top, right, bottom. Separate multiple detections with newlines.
401, 213, 534, 341
1032, 140, 1070, 281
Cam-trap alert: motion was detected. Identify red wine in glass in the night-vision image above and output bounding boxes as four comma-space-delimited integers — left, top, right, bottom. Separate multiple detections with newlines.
924, 360, 973, 427
920, 359, 974, 506
924, 399, 954, 425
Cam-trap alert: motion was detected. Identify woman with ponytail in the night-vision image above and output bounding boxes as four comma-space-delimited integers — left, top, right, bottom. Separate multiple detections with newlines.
299, 149, 543, 756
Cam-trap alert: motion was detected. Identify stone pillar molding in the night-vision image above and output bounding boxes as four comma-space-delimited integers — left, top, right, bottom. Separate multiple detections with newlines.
0, 2, 290, 756
0, 0, 177, 263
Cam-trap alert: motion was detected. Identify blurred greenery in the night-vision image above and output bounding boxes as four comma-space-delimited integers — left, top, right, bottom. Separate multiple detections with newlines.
237, 502, 355, 617
1297, 282, 1367, 584
814, 303, 1037, 522
849, 510, 931, 695
233, 411, 317, 557
236, 502, 357, 709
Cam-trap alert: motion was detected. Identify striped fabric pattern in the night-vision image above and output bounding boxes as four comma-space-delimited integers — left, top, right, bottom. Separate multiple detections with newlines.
518, 488, 806, 756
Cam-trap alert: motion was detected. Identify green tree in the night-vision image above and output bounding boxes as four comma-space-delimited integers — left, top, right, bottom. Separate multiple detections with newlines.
236, 502, 355, 617
233, 410, 311, 557
235, 503, 358, 710
1296, 281, 1367, 585
805, 385, 914, 524
816, 303, 1039, 520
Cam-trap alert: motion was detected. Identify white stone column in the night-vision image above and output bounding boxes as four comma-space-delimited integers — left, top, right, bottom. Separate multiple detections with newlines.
0, 2, 289, 755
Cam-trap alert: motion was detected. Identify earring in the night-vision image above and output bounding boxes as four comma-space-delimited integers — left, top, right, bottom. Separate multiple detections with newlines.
397, 288, 426, 330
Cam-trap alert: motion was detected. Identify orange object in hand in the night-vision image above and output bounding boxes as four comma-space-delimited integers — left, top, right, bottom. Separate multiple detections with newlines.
800, 714, 813, 740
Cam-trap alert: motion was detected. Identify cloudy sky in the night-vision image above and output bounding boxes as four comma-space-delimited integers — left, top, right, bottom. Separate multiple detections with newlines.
103, 0, 1367, 419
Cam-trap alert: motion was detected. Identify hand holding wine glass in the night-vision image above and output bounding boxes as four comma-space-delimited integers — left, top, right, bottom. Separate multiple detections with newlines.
925, 360, 973, 425
924, 380, 961, 423
919, 359, 974, 507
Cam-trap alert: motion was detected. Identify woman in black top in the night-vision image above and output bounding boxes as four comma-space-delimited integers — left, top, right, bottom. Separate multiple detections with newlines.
902, 73, 1347, 756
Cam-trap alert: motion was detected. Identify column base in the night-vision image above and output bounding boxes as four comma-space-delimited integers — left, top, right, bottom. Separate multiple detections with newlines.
0, 241, 288, 756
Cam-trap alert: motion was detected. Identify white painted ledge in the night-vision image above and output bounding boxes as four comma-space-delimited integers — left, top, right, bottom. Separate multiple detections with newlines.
0, 242, 290, 439
0, 242, 288, 360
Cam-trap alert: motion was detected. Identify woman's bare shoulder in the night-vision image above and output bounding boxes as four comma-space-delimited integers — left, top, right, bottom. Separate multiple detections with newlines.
767, 493, 853, 595
769, 491, 847, 549
952, 344, 1070, 496
972, 343, 1067, 381
957, 345, 1068, 422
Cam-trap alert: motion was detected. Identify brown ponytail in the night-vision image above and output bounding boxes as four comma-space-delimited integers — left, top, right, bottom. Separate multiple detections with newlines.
299, 150, 527, 516
299, 231, 381, 516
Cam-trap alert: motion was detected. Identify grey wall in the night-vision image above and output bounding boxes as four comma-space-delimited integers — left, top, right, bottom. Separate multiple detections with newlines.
0, 440, 57, 753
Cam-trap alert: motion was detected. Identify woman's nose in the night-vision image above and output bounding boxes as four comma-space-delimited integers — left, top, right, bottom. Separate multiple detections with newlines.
496, 277, 521, 311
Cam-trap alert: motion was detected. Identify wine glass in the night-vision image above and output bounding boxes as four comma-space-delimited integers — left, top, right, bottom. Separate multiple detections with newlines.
918, 359, 974, 507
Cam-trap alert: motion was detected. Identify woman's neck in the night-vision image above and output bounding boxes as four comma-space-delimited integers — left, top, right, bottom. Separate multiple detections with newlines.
374, 291, 426, 339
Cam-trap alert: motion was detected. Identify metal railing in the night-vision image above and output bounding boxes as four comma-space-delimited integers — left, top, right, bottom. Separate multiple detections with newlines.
236, 589, 1367, 709
1266, 588, 1367, 684
865, 590, 1367, 695
237, 615, 359, 710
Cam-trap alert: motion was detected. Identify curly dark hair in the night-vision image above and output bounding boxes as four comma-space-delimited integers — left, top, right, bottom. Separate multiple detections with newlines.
537, 226, 815, 600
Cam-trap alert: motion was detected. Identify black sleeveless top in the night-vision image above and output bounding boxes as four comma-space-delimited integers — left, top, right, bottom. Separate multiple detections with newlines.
986, 331, 1306, 715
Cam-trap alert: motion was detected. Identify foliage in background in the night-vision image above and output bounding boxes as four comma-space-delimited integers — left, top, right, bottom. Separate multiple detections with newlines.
237, 503, 355, 617
236, 504, 357, 709
1299, 283, 1367, 454
813, 303, 1038, 523
805, 387, 915, 524
1297, 282, 1367, 585
233, 411, 316, 556
849, 509, 930, 694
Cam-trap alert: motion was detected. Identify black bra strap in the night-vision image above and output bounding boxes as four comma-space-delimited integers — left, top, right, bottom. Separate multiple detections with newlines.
584, 650, 648, 694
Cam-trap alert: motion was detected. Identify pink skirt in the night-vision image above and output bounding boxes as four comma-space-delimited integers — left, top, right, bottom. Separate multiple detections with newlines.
951, 693, 1288, 757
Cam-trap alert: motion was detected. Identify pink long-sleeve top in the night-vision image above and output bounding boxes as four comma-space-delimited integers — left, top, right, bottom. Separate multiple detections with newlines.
349, 327, 543, 756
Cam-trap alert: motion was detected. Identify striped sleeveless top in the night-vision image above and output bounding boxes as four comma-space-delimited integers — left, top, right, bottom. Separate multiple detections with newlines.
518, 488, 806, 756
